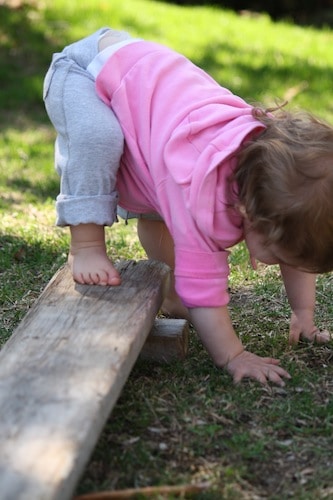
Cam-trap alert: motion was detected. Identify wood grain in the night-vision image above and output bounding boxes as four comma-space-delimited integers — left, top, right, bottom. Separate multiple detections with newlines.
0, 260, 169, 500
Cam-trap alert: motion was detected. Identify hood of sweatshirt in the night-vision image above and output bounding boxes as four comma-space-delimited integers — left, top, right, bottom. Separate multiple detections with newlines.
165, 94, 265, 246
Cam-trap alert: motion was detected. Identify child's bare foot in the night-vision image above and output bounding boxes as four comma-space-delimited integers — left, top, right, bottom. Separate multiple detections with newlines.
68, 246, 121, 286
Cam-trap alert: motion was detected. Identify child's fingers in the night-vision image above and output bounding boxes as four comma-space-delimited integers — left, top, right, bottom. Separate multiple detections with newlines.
263, 370, 286, 387
300, 328, 331, 344
260, 357, 281, 365
265, 365, 291, 385
313, 329, 331, 343
228, 351, 291, 386
289, 328, 301, 345
235, 366, 290, 386
290, 327, 331, 344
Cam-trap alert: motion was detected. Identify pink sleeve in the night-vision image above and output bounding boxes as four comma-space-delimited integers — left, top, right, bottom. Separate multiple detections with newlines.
174, 248, 230, 308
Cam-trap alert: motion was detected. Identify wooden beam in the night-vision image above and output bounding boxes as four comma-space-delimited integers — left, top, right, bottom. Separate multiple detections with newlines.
141, 318, 189, 363
0, 260, 170, 500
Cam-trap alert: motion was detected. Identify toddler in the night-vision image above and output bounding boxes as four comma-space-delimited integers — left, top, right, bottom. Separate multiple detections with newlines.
44, 28, 333, 387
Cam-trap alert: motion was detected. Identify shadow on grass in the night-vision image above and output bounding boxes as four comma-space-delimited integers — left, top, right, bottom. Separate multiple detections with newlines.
0, 232, 65, 274
0, 1, 66, 122
0, 232, 67, 344
191, 39, 333, 105
4, 176, 60, 204
161, 0, 333, 28
2, 0, 333, 130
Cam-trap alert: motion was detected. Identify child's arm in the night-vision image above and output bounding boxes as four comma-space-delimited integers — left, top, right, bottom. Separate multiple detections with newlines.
190, 306, 291, 386
69, 224, 121, 286
280, 265, 330, 344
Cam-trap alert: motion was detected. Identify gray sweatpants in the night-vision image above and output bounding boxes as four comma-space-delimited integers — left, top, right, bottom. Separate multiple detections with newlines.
43, 28, 125, 226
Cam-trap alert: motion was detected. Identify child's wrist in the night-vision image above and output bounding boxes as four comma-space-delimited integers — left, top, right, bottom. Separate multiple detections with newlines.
219, 347, 245, 368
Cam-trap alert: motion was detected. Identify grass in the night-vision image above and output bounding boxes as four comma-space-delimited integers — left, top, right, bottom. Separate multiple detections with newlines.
1, 0, 333, 498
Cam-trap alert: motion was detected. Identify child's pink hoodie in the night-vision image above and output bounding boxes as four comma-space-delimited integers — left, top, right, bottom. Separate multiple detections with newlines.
92, 41, 265, 308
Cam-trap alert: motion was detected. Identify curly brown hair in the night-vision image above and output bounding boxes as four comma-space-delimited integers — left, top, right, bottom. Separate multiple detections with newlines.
233, 109, 333, 273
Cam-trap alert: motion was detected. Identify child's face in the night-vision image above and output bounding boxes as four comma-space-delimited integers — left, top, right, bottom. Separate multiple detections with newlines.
244, 220, 302, 270
245, 228, 280, 269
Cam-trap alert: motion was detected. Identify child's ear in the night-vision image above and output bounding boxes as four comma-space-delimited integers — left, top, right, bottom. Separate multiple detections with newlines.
237, 205, 248, 218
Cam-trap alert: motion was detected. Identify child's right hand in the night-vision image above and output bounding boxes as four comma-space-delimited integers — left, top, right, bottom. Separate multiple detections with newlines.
226, 350, 291, 386
190, 306, 291, 387
68, 246, 121, 286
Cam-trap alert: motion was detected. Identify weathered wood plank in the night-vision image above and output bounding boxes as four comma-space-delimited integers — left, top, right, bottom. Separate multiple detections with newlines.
0, 260, 170, 500
140, 318, 189, 362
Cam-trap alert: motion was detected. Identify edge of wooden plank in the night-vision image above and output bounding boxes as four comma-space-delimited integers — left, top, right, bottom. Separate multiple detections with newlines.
0, 260, 170, 500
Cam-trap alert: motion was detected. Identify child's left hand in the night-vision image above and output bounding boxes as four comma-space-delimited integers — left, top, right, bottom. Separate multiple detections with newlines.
288, 311, 331, 344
